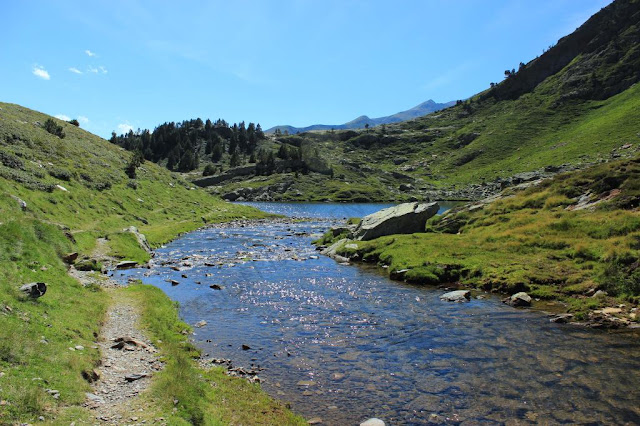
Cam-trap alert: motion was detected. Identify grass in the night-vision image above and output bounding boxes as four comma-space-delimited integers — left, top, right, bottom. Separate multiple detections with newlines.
125, 283, 306, 426
329, 156, 640, 318
0, 103, 297, 424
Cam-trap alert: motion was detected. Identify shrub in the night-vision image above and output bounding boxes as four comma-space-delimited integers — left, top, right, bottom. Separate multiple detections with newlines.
43, 118, 65, 138
202, 164, 217, 176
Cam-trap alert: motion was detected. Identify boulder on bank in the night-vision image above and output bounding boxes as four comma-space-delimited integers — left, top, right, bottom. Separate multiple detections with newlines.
354, 202, 439, 241
507, 292, 532, 307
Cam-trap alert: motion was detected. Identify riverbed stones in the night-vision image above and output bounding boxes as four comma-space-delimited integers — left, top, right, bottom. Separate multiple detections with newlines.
354, 202, 439, 241
360, 418, 385, 426
508, 292, 532, 307
439, 290, 470, 302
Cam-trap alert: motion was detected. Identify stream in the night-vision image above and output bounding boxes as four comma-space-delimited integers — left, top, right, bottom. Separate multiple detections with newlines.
114, 202, 640, 425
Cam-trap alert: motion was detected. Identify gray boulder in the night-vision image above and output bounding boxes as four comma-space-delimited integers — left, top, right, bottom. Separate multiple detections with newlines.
20, 282, 47, 298
440, 290, 470, 302
354, 202, 439, 241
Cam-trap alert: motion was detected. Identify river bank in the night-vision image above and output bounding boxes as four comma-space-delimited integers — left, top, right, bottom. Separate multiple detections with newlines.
316, 156, 640, 329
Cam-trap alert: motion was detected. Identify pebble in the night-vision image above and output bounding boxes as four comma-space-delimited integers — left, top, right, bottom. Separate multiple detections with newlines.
308, 417, 323, 424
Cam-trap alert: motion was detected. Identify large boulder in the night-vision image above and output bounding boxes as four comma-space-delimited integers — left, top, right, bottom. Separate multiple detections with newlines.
354, 202, 439, 241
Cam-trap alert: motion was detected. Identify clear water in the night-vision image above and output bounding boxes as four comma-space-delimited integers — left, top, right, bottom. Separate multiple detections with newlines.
114, 203, 640, 425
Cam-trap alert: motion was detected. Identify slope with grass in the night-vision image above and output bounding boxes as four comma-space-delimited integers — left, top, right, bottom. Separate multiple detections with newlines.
208, 0, 640, 202
325, 156, 640, 324
0, 103, 304, 425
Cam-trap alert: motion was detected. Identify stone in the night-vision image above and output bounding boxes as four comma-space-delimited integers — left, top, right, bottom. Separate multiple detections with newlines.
124, 373, 147, 382
75, 258, 100, 271
439, 290, 470, 302
509, 292, 532, 307
195, 320, 207, 328
62, 252, 79, 263
297, 380, 316, 386
331, 373, 345, 380
601, 307, 622, 315
354, 202, 439, 241
360, 418, 385, 426
549, 314, 574, 323
210, 284, 223, 290
86, 392, 105, 404
116, 261, 138, 269
592, 290, 608, 298
20, 282, 47, 298
242, 344, 251, 350
169, 280, 179, 286
308, 417, 323, 424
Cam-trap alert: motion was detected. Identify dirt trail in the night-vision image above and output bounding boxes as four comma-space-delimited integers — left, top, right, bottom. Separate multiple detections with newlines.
68, 240, 164, 424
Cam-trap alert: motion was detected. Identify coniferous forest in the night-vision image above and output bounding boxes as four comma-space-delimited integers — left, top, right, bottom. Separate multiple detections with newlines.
109, 118, 265, 172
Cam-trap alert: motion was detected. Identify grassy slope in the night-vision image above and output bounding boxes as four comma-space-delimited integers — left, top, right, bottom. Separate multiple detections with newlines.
332, 156, 640, 320
211, 80, 639, 202
210, 0, 640, 201
0, 103, 301, 425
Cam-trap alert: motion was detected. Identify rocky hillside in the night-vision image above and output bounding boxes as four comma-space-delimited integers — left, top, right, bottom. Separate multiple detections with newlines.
201, 0, 640, 202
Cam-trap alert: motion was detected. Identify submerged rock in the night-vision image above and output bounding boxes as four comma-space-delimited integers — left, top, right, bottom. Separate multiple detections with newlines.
440, 290, 470, 302
354, 202, 439, 241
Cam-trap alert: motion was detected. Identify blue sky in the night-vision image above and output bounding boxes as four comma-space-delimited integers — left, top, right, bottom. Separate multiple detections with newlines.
1, 0, 612, 138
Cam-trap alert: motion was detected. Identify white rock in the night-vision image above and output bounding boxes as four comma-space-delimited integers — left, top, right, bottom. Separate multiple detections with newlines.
360, 418, 385, 426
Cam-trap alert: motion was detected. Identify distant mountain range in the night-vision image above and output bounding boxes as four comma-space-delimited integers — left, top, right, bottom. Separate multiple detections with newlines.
266, 99, 455, 134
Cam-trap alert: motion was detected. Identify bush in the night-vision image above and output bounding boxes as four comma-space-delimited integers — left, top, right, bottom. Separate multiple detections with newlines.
202, 164, 217, 176
68, 119, 80, 127
43, 118, 65, 138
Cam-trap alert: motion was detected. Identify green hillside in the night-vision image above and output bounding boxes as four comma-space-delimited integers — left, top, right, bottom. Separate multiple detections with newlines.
202, 0, 640, 202
0, 103, 305, 424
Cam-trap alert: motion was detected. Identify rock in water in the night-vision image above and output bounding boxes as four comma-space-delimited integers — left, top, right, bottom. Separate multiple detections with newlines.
20, 282, 47, 298
508, 292, 532, 307
354, 202, 439, 241
439, 290, 471, 302
360, 419, 385, 426
116, 260, 138, 269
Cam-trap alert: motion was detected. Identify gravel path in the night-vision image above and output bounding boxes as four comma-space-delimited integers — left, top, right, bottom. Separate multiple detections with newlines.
85, 296, 164, 424
68, 239, 165, 424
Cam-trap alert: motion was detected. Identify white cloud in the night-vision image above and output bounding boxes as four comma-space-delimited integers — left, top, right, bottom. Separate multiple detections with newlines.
55, 114, 71, 121
33, 66, 50, 80
85, 49, 96, 57
68, 67, 83, 74
78, 116, 89, 124
88, 65, 108, 74
117, 123, 134, 134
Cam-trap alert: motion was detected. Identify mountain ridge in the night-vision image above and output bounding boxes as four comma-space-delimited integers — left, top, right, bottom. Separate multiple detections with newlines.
266, 99, 455, 134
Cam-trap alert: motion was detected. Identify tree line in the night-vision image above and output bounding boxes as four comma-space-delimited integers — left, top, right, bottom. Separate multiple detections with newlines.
109, 118, 265, 172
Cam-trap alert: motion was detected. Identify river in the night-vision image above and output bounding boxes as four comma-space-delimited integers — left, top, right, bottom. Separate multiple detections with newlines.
113, 202, 640, 425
